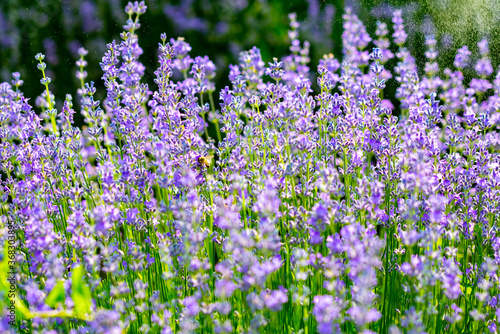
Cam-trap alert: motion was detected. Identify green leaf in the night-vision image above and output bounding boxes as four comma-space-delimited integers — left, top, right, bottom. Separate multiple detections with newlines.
0, 240, 31, 320
71, 265, 92, 316
45, 280, 66, 308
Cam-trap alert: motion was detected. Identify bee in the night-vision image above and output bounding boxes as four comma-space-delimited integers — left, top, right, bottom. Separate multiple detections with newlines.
197, 154, 214, 169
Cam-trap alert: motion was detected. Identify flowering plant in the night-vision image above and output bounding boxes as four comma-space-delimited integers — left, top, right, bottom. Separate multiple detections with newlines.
1, 2, 500, 334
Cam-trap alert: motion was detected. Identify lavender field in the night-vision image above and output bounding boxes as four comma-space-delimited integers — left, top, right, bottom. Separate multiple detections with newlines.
1, 1, 500, 333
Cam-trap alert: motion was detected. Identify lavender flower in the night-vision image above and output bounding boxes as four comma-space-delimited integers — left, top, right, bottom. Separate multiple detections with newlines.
1, 2, 499, 334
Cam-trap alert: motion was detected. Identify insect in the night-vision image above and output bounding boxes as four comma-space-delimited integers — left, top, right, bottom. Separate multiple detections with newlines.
197, 154, 214, 169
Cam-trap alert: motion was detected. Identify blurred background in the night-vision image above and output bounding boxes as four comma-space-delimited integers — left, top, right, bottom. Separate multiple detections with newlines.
1, 0, 500, 124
